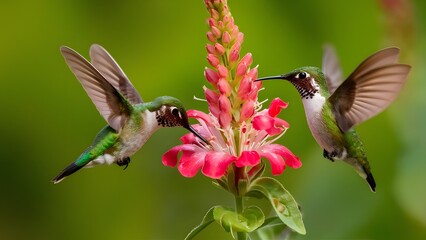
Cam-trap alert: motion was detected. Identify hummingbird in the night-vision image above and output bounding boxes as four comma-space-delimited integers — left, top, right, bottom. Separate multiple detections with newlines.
52, 44, 209, 184
256, 46, 411, 191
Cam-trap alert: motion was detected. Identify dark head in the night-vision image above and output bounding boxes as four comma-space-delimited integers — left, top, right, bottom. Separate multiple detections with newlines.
255, 67, 329, 99
151, 96, 209, 144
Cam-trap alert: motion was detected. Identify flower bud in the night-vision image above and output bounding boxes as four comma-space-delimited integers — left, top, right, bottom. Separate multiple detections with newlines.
217, 78, 231, 96
207, 31, 216, 42
214, 43, 225, 55
211, 26, 221, 38
217, 64, 228, 78
207, 54, 220, 67
204, 68, 219, 85
228, 49, 239, 63
240, 100, 255, 122
222, 31, 231, 45
206, 44, 215, 54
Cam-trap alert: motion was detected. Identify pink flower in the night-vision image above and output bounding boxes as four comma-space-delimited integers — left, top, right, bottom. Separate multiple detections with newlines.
162, 0, 301, 181
253, 98, 290, 136
163, 110, 236, 179
163, 103, 301, 178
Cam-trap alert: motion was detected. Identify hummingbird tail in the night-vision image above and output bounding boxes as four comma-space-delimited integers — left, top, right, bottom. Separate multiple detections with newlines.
363, 166, 376, 192
51, 162, 83, 184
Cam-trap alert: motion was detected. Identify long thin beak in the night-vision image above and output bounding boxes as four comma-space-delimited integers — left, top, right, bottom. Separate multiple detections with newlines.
187, 125, 209, 145
254, 75, 286, 82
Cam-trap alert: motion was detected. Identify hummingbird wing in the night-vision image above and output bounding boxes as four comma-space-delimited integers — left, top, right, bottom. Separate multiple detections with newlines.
89, 44, 143, 105
322, 44, 343, 95
329, 47, 411, 132
61, 46, 133, 131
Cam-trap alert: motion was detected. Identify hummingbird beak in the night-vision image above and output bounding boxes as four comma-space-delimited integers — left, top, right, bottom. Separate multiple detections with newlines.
255, 74, 287, 82
186, 125, 210, 145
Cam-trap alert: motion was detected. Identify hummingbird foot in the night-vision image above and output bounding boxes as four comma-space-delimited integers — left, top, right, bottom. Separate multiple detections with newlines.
117, 157, 131, 170
323, 150, 336, 162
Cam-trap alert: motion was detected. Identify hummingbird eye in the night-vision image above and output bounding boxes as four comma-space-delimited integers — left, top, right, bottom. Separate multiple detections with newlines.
171, 107, 180, 117
297, 72, 308, 79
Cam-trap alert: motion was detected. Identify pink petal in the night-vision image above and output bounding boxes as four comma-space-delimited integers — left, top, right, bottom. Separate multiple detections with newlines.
260, 152, 286, 175
162, 144, 197, 167
180, 132, 196, 144
236, 151, 260, 167
253, 114, 274, 131
262, 144, 302, 169
268, 98, 288, 117
202, 152, 236, 179
178, 151, 207, 178
274, 118, 290, 129
187, 109, 213, 125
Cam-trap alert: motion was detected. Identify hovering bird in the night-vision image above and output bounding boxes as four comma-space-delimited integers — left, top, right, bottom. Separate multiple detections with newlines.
52, 44, 208, 184
256, 46, 411, 191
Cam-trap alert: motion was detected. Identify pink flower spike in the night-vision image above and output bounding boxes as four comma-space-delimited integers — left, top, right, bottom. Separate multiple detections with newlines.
217, 64, 228, 78
236, 151, 260, 167
202, 152, 236, 179
268, 98, 289, 117
207, 54, 220, 67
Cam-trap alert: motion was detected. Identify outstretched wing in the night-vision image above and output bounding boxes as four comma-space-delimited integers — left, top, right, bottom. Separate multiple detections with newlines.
322, 44, 343, 95
90, 44, 143, 105
61, 46, 132, 131
329, 47, 411, 132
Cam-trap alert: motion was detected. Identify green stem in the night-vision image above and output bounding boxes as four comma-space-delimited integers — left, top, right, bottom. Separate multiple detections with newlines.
234, 196, 247, 240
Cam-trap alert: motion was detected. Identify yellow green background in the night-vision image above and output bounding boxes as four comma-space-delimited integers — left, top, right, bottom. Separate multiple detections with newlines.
1, 0, 425, 239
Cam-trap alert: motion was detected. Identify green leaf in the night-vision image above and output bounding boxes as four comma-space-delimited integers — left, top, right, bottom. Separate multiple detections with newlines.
184, 206, 215, 240
248, 177, 306, 235
250, 217, 290, 240
213, 206, 265, 233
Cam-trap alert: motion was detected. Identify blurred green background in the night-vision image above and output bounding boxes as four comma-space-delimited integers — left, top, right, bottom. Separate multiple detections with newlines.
1, 0, 425, 239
